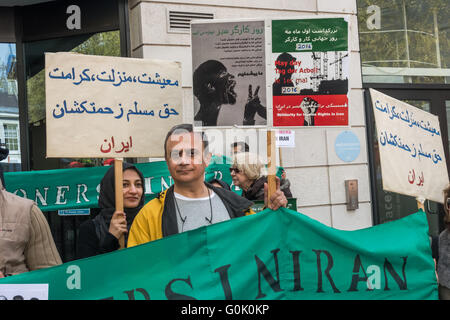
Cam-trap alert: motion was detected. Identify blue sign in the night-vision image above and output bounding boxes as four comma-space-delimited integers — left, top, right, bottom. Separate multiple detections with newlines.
335, 130, 360, 162
58, 208, 90, 216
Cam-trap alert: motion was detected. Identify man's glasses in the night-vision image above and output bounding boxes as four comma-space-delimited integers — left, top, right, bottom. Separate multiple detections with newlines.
229, 167, 240, 174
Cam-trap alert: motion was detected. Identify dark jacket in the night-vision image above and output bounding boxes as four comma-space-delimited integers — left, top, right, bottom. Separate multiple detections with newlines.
242, 176, 293, 201
76, 163, 145, 259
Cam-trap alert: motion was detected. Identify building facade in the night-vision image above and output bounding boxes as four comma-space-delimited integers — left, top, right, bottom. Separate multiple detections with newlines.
0, 0, 448, 262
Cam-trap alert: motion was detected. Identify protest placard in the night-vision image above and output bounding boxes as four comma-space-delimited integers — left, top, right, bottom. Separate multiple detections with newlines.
191, 20, 266, 127
45, 52, 182, 158
272, 17, 349, 127
370, 89, 449, 203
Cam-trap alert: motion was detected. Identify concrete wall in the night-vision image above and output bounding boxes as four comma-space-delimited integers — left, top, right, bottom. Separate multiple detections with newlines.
129, 0, 372, 230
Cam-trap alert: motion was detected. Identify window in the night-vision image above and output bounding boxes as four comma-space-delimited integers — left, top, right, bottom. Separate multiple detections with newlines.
3, 123, 19, 151
25, 30, 121, 170
357, 0, 449, 84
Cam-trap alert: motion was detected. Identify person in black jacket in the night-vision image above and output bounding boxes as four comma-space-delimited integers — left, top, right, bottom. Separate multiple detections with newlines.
76, 162, 145, 259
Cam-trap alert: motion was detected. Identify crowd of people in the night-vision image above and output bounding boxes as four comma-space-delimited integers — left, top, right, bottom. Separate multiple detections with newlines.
0, 123, 449, 300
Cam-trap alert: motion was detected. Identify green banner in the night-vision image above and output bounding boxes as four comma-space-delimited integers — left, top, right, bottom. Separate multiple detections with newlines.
0, 208, 438, 300
3, 159, 283, 212
272, 18, 348, 53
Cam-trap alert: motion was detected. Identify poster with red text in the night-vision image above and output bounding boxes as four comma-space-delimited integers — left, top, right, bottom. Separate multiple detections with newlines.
271, 18, 349, 127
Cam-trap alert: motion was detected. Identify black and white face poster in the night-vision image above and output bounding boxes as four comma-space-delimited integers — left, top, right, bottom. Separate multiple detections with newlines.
191, 21, 266, 127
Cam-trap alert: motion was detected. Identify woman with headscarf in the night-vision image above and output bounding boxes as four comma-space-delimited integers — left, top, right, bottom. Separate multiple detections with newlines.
76, 162, 145, 259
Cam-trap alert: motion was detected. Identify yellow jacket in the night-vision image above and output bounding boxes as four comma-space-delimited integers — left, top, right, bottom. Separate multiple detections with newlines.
128, 183, 254, 247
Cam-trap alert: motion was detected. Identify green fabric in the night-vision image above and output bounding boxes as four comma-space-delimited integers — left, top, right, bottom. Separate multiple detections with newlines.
3, 161, 283, 212
0, 208, 438, 300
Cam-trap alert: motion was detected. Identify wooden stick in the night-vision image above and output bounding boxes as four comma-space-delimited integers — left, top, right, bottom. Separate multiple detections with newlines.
416, 199, 425, 212
114, 158, 125, 249
278, 145, 283, 168
267, 130, 277, 208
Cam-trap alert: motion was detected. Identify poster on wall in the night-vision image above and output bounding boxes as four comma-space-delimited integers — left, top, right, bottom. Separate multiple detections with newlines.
370, 89, 449, 203
191, 20, 267, 127
271, 18, 349, 127
45, 52, 182, 158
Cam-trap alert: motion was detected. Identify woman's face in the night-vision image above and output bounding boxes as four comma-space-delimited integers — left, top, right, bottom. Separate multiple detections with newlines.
230, 167, 252, 191
123, 169, 143, 208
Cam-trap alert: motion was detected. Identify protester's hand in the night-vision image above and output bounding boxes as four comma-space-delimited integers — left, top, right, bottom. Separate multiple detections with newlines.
264, 177, 288, 210
244, 85, 262, 125
108, 211, 128, 240
0, 271, 4, 278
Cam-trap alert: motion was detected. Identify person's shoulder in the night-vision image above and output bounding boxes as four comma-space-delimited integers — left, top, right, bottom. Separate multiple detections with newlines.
2, 188, 34, 206
210, 184, 253, 207
138, 190, 167, 217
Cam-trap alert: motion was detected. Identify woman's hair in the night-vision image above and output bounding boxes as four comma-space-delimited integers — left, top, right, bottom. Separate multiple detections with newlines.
443, 184, 450, 228
232, 152, 266, 181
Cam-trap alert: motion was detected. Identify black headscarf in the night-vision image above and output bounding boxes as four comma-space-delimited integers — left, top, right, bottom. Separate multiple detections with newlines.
0, 147, 9, 188
93, 162, 145, 245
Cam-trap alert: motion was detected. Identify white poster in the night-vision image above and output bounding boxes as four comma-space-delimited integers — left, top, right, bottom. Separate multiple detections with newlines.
191, 20, 266, 127
0, 284, 48, 300
45, 52, 182, 158
370, 89, 449, 203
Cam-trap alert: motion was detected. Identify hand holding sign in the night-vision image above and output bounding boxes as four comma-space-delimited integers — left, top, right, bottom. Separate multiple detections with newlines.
109, 211, 128, 240
264, 173, 288, 210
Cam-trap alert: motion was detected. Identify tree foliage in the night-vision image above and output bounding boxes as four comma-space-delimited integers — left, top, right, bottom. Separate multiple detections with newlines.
27, 30, 120, 124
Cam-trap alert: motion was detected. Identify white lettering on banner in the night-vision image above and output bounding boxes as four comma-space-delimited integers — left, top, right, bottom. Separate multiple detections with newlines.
35, 187, 49, 206
76, 184, 89, 204
55, 186, 70, 205
66, 5, 81, 30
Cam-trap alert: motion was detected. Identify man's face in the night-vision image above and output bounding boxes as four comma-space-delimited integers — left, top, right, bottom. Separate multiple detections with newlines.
165, 132, 211, 185
213, 70, 237, 105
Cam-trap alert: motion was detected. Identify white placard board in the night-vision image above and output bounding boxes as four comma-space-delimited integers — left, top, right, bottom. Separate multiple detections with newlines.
276, 130, 295, 148
0, 284, 48, 300
370, 89, 449, 203
45, 52, 182, 158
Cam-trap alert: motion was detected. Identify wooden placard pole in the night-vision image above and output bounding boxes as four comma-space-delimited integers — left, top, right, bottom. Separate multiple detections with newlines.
267, 130, 277, 208
114, 158, 125, 249
416, 198, 425, 212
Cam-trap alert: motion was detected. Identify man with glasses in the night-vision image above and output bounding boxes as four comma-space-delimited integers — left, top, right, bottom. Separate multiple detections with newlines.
127, 123, 287, 246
